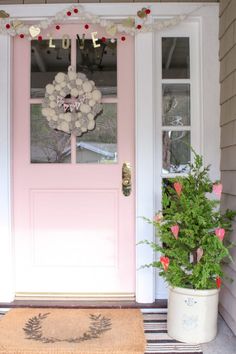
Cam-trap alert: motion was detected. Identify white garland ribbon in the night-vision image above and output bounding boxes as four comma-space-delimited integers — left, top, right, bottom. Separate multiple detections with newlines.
0, 4, 204, 39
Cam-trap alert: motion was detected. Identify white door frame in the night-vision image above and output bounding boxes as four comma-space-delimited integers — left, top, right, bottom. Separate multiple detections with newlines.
0, 3, 219, 303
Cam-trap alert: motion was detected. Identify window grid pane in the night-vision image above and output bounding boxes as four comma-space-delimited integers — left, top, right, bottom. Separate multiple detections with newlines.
161, 36, 191, 177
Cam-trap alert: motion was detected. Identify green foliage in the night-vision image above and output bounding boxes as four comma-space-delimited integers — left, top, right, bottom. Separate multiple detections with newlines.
140, 151, 236, 290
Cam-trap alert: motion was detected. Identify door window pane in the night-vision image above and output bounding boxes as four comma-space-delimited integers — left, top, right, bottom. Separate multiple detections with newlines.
162, 84, 190, 126
162, 37, 190, 79
76, 39, 117, 96
31, 39, 71, 98
76, 103, 117, 164
162, 130, 190, 174
31, 104, 71, 163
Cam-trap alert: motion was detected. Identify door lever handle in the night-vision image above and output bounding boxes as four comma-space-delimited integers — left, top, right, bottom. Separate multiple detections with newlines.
122, 162, 131, 196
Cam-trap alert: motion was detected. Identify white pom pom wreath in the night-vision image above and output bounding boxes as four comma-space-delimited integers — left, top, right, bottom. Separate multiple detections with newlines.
42, 67, 103, 136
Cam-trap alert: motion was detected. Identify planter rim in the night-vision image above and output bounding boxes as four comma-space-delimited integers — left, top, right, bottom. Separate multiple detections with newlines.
169, 286, 219, 297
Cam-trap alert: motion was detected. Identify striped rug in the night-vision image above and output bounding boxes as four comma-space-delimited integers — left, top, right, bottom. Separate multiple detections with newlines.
0, 309, 203, 354
142, 309, 203, 354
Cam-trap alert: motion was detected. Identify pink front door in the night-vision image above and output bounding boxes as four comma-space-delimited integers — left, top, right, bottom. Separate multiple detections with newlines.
13, 25, 135, 296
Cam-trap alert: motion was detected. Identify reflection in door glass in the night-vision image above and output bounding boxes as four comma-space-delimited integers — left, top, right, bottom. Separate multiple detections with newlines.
162, 37, 190, 79
76, 39, 117, 96
31, 104, 71, 163
74, 103, 117, 164
162, 84, 190, 126
162, 130, 190, 174
31, 40, 71, 98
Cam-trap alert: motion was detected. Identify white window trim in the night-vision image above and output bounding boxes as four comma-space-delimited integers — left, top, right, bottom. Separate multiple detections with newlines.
0, 3, 219, 303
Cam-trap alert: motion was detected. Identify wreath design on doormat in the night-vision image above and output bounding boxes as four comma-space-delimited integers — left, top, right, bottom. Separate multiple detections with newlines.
41, 66, 103, 136
23, 312, 112, 343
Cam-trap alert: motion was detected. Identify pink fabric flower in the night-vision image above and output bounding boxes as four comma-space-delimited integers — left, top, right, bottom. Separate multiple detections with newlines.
213, 183, 223, 198
171, 224, 179, 239
160, 256, 170, 271
174, 182, 182, 197
215, 228, 225, 241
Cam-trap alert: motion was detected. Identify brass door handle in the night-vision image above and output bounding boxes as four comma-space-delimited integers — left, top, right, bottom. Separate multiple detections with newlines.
122, 162, 131, 196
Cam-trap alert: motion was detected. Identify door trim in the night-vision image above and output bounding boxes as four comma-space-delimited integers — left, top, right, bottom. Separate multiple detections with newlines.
0, 2, 220, 303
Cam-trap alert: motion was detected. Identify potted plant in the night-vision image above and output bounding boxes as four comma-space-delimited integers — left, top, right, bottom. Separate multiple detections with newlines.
140, 152, 236, 344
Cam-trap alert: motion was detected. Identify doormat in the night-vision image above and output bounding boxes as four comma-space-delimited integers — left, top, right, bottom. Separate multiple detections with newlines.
143, 309, 203, 354
0, 308, 146, 354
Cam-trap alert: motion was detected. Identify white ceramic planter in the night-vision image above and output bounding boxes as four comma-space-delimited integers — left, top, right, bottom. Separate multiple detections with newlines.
167, 286, 219, 344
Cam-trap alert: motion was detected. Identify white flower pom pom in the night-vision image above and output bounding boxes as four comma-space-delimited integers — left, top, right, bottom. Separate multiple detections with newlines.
42, 108, 49, 117
88, 113, 94, 120
88, 120, 95, 130
92, 90, 102, 102
55, 72, 66, 84
76, 78, 83, 86
50, 101, 57, 109
89, 99, 96, 107
49, 95, 55, 101
46, 84, 55, 95
60, 81, 67, 88
60, 90, 66, 97
82, 81, 93, 93
55, 85, 61, 92
61, 121, 69, 133
68, 71, 77, 81
71, 88, 79, 97
65, 113, 72, 122
80, 104, 91, 114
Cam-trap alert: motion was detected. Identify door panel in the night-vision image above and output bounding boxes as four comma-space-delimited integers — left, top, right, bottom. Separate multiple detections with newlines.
13, 25, 135, 295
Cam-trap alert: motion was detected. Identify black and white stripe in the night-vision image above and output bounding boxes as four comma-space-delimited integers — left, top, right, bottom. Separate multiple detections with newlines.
142, 309, 203, 354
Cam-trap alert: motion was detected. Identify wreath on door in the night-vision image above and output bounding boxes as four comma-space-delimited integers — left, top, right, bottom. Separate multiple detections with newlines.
41, 66, 103, 136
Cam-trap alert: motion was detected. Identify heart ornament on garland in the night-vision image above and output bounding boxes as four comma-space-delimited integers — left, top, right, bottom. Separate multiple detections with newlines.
0, 10, 9, 18
29, 25, 41, 38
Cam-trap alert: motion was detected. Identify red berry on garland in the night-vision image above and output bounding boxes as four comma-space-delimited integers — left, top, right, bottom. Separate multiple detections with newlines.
136, 24, 142, 30
38, 35, 43, 41
145, 9, 151, 15
74, 8, 78, 14
121, 36, 126, 41
216, 276, 221, 289
56, 25, 60, 30
20, 34, 24, 39
67, 11, 72, 16
84, 24, 89, 30
5, 24, 11, 29
101, 37, 106, 43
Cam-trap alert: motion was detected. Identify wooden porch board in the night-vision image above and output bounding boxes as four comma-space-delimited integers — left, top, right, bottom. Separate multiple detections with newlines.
0, 299, 167, 309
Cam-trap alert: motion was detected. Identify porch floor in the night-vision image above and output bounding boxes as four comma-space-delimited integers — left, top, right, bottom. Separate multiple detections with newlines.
202, 315, 236, 354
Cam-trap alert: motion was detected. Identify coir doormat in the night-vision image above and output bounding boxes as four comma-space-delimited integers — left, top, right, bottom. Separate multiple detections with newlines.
0, 308, 146, 354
